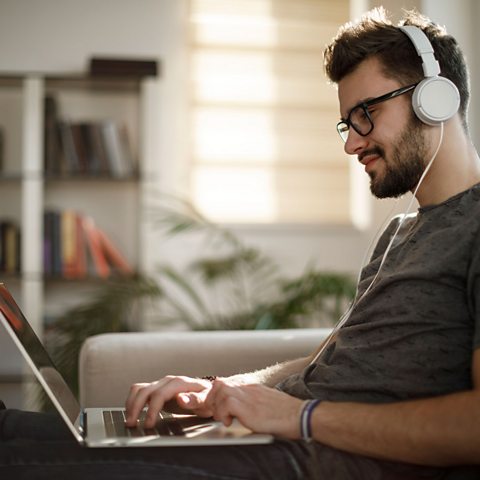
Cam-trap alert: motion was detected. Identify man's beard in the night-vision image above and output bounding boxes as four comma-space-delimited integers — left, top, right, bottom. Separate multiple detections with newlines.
368, 117, 428, 199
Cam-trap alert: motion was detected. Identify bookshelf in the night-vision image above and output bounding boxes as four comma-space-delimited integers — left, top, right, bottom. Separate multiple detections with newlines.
0, 72, 161, 337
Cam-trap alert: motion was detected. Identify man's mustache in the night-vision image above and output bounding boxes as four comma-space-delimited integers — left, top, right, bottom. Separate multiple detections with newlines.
358, 146, 385, 163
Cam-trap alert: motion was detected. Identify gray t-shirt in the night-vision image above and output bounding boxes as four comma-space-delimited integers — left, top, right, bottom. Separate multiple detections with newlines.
278, 183, 480, 403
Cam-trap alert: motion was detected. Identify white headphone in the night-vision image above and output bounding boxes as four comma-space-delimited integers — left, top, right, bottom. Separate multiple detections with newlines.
398, 25, 460, 125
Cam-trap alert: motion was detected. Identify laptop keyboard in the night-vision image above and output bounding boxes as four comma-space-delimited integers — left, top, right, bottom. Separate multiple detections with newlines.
102, 409, 185, 438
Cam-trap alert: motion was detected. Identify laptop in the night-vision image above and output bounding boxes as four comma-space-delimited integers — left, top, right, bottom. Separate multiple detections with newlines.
0, 283, 273, 447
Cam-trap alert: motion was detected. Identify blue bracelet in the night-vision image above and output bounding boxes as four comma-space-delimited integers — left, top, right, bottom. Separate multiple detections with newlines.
300, 399, 321, 440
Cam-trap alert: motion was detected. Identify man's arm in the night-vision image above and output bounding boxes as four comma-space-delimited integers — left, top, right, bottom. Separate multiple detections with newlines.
126, 337, 331, 427
226, 334, 334, 387
125, 358, 310, 427
199, 349, 480, 466
309, 348, 480, 466
226, 356, 310, 387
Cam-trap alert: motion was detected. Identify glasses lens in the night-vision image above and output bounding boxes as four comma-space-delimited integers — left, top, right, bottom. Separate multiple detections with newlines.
337, 105, 373, 143
337, 122, 349, 142
350, 105, 373, 136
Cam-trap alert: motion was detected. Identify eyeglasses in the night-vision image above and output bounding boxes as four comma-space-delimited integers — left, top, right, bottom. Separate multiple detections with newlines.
336, 84, 418, 143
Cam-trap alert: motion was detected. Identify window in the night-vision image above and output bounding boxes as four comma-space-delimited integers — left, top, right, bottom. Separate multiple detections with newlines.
188, 0, 351, 224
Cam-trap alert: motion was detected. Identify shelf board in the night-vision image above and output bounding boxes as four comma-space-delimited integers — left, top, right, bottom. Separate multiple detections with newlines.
44, 173, 139, 183
0, 173, 139, 182
0, 75, 24, 88
0, 174, 139, 184
0, 73, 153, 92
46, 75, 144, 92
0, 173, 23, 182
44, 274, 137, 283
0, 273, 21, 282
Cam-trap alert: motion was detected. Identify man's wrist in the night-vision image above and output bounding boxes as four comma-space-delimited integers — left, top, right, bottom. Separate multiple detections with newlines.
300, 399, 322, 441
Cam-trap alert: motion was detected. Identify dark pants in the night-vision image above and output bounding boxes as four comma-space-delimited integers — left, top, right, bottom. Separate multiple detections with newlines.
0, 409, 454, 479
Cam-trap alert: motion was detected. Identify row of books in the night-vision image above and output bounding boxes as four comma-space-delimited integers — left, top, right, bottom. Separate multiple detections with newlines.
0, 220, 21, 274
44, 210, 133, 279
44, 95, 136, 178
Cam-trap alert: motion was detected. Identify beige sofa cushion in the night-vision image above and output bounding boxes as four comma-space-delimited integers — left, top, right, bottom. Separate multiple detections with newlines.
79, 328, 330, 407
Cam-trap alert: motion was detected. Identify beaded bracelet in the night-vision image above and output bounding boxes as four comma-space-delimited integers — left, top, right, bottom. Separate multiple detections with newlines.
201, 375, 217, 382
300, 399, 321, 441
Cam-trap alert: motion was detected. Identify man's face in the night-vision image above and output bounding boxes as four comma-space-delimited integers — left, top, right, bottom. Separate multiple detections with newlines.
338, 57, 428, 198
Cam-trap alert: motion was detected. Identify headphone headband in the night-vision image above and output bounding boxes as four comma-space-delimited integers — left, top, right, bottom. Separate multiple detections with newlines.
398, 25, 440, 77
398, 25, 459, 125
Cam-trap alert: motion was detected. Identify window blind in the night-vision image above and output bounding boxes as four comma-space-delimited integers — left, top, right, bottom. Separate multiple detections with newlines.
189, 0, 351, 224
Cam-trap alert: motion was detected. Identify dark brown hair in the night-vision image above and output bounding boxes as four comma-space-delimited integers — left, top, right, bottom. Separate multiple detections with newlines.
324, 8, 470, 130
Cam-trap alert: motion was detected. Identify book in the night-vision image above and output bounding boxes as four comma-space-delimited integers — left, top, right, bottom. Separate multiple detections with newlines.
0, 221, 20, 274
74, 213, 87, 278
58, 121, 81, 175
51, 211, 62, 276
61, 210, 78, 279
42, 210, 63, 277
43, 211, 54, 275
89, 123, 110, 175
70, 123, 88, 174
97, 228, 133, 275
54, 120, 135, 178
43, 210, 133, 279
79, 123, 101, 175
101, 121, 134, 178
81, 215, 110, 279
44, 95, 61, 175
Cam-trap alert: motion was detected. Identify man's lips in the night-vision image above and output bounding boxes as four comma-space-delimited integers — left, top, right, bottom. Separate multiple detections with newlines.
359, 153, 381, 172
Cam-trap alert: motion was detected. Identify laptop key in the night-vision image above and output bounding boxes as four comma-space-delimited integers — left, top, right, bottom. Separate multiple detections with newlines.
165, 418, 185, 436
104, 409, 186, 438
104, 410, 139, 437
102, 411, 116, 437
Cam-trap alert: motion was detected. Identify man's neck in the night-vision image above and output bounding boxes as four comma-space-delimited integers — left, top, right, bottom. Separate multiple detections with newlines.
414, 120, 480, 207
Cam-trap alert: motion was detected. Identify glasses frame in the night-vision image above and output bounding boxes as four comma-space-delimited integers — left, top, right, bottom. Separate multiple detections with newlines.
337, 83, 418, 143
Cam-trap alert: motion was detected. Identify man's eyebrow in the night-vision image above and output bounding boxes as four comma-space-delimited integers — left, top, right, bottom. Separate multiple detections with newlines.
341, 96, 376, 120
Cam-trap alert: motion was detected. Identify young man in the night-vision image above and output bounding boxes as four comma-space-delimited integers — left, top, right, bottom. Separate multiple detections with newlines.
1, 8, 479, 479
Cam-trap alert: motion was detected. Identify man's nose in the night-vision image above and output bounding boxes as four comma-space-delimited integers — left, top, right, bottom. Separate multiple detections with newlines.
344, 129, 369, 156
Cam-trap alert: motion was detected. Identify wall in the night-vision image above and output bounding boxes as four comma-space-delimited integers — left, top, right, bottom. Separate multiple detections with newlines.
421, 0, 479, 140
0, 0, 368, 288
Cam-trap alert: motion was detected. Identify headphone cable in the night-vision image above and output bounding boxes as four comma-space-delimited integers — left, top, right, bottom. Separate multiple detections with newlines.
310, 122, 444, 365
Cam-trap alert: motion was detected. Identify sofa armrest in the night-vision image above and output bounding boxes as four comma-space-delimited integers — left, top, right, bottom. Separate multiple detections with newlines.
79, 328, 330, 407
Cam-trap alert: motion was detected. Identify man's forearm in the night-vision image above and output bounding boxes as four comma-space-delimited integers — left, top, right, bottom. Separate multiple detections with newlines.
312, 389, 480, 466
227, 335, 332, 387
227, 356, 311, 388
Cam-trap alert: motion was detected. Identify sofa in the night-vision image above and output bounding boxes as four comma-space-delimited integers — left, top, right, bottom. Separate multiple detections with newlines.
78, 328, 331, 407
78, 327, 480, 479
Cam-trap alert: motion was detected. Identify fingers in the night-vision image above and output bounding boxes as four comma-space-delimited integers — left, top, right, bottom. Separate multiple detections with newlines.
125, 377, 300, 437
125, 376, 211, 428
205, 380, 240, 426
125, 379, 166, 427
204, 380, 304, 438
177, 390, 214, 417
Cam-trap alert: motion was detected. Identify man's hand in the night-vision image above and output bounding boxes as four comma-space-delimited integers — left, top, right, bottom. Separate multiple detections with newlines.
202, 378, 304, 439
125, 375, 213, 428
125, 375, 304, 438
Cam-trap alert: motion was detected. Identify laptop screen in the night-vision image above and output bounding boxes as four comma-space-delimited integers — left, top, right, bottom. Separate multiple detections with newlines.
0, 283, 81, 423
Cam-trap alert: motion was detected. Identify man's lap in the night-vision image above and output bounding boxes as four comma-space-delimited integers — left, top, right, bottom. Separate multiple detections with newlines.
0, 409, 449, 480
0, 409, 311, 479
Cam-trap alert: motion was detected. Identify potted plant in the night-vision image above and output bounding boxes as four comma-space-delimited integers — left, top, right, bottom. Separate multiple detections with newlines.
44, 198, 356, 399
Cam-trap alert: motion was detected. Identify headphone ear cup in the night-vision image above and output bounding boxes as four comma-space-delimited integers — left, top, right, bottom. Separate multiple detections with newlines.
412, 77, 460, 125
